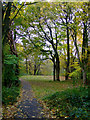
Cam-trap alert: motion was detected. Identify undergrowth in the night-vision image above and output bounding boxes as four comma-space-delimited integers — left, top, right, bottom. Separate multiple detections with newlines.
2, 85, 21, 105
43, 86, 90, 119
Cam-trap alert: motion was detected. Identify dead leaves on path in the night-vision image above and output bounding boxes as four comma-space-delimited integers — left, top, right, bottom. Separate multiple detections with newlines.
3, 81, 59, 119
38, 99, 57, 118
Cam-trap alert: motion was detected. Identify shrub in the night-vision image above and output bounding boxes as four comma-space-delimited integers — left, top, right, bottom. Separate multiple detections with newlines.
2, 86, 20, 105
69, 62, 81, 86
3, 54, 20, 87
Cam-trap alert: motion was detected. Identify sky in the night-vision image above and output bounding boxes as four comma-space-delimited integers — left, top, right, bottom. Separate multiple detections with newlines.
2, 0, 89, 2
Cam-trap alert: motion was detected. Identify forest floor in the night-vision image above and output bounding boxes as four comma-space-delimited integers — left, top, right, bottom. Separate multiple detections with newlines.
3, 78, 51, 119
2, 75, 83, 119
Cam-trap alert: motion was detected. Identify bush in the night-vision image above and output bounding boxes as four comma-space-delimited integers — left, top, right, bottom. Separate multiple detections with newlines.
3, 54, 20, 87
2, 86, 20, 105
43, 87, 89, 119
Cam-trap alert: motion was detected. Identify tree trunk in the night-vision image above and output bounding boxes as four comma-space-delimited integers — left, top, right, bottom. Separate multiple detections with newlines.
82, 67, 87, 85
82, 22, 88, 85
26, 57, 28, 74
37, 64, 41, 75
53, 59, 56, 81
34, 62, 37, 75
29, 61, 31, 75
2, 2, 12, 46
2, 3, 12, 85
65, 16, 70, 80
87, 37, 90, 84
15, 63, 19, 76
56, 56, 60, 81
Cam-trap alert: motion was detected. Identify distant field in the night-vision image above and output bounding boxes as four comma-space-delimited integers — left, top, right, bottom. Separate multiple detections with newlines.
21, 75, 82, 99
21, 75, 53, 81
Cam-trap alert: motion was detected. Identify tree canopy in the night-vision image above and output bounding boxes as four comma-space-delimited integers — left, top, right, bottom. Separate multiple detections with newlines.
2, 1, 89, 86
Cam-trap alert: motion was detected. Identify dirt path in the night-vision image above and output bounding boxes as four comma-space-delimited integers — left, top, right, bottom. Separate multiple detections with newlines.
14, 79, 45, 119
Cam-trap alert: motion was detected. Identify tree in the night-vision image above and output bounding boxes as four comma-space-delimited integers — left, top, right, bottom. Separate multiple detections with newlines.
10, 2, 89, 85
2, 2, 37, 87
58, 2, 74, 80
81, 2, 89, 85
69, 2, 89, 85
19, 2, 61, 81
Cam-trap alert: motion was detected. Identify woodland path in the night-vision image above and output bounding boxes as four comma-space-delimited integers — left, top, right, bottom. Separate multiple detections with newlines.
14, 79, 46, 119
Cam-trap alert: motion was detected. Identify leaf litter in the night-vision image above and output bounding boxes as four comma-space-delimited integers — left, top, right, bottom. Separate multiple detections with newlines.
3, 79, 51, 119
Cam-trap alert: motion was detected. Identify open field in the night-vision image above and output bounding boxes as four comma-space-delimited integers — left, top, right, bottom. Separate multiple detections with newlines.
21, 75, 83, 99
21, 75, 67, 81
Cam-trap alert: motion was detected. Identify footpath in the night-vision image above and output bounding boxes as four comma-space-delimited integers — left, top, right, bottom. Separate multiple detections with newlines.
14, 79, 45, 119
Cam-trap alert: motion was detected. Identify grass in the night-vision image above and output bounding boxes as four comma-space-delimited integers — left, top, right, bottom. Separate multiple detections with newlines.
21, 75, 89, 119
21, 75, 83, 99
21, 75, 53, 81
